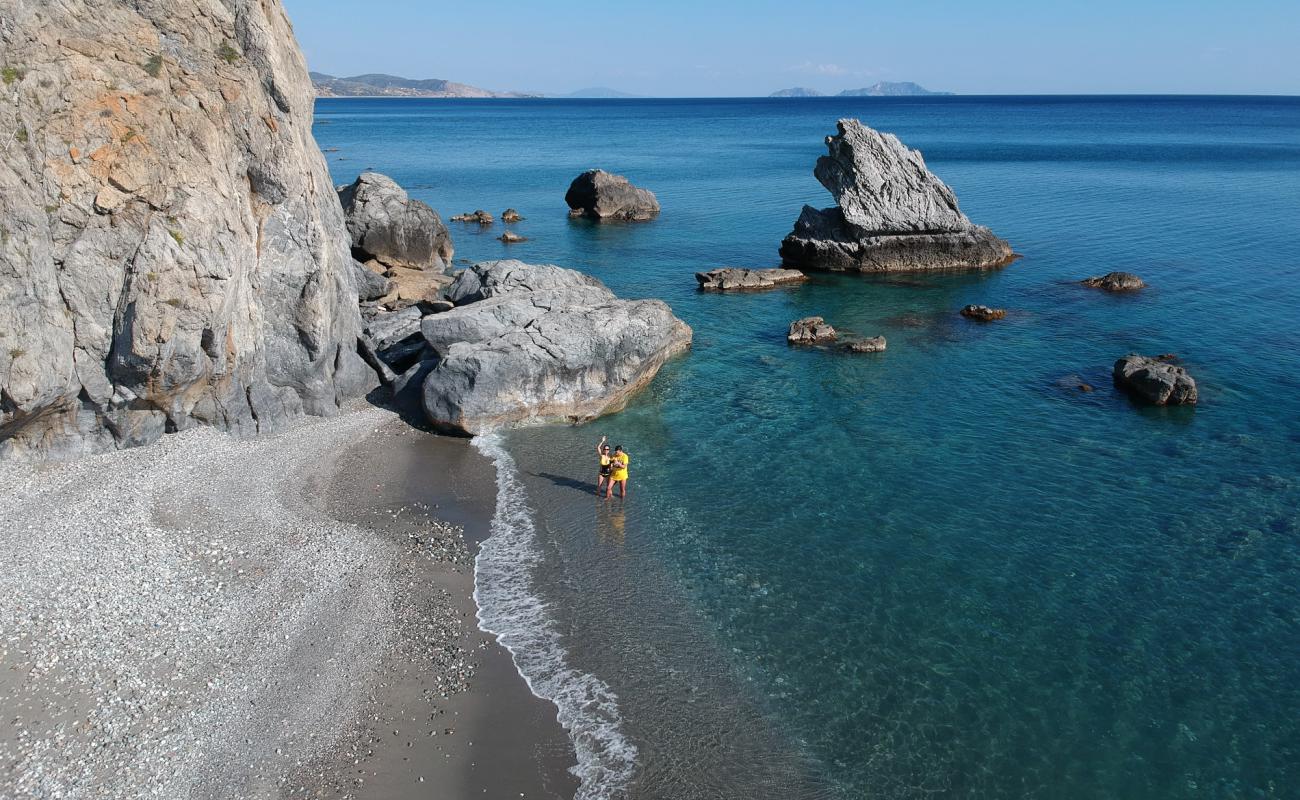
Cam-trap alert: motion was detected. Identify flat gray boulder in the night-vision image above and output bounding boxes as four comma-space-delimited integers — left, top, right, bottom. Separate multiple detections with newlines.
697, 268, 807, 291
565, 169, 660, 221
419, 261, 691, 434
780, 119, 1014, 272
338, 172, 453, 270
1083, 272, 1146, 291
1113, 354, 1197, 405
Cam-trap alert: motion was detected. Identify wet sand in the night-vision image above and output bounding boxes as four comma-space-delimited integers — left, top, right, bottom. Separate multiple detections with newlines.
0, 405, 577, 799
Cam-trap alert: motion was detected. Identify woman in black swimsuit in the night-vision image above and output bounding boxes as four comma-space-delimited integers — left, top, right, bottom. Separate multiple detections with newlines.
595, 435, 613, 494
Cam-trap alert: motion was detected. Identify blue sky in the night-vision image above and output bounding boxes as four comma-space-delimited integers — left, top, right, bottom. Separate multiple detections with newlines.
284, 0, 1298, 96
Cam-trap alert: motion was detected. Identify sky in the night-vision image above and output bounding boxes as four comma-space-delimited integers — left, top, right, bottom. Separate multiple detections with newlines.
283, 0, 1300, 96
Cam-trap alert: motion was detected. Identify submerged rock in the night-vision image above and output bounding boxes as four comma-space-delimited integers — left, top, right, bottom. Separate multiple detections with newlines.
788, 317, 837, 344
451, 210, 494, 225
843, 336, 887, 353
1083, 272, 1146, 292
1113, 354, 1198, 405
1, 0, 376, 461
780, 119, 1014, 273
338, 172, 454, 271
565, 169, 660, 221
419, 261, 691, 434
960, 304, 1007, 321
497, 231, 527, 244
696, 268, 807, 291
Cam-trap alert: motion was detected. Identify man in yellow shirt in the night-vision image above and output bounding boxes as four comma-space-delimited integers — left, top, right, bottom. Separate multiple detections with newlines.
606, 445, 630, 498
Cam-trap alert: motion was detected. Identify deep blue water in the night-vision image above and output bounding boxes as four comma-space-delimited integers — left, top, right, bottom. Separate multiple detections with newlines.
316, 96, 1300, 799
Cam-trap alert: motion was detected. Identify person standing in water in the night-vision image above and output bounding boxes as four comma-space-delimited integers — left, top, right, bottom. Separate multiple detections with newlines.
606, 445, 630, 499
595, 436, 613, 494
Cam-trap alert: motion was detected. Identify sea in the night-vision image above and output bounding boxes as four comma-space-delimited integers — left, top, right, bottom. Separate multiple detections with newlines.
315, 96, 1300, 800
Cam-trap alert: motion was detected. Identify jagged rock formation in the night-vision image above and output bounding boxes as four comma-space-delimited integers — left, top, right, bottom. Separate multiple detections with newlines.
419, 261, 691, 434
338, 172, 452, 271
565, 170, 660, 221
1083, 272, 1146, 292
788, 317, 837, 344
1114, 355, 1198, 406
0, 0, 376, 461
780, 119, 1014, 272
696, 268, 807, 291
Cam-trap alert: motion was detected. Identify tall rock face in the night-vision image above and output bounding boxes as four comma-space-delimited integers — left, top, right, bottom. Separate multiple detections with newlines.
0, 1, 375, 460
780, 119, 1014, 272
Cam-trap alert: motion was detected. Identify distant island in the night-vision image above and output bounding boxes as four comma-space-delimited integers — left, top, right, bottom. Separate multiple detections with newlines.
769, 82, 952, 98
560, 87, 642, 99
311, 72, 537, 98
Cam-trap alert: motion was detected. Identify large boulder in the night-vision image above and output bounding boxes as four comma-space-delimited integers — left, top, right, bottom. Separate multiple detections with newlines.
0, 0, 377, 461
1113, 355, 1198, 405
337, 172, 453, 270
696, 268, 807, 291
565, 169, 660, 221
419, 261, 691, 434
780, 119, 1014, 272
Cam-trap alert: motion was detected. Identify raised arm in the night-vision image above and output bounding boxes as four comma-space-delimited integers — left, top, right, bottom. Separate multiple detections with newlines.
595, 435, 607, 455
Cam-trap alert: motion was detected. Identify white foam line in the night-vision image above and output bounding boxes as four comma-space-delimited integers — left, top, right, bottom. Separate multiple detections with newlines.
471, 433, 637, 800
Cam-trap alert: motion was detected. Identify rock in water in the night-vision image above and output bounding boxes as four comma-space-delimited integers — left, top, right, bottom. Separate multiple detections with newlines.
565, 170, 660, 221
843, 336, 887, 353
788, 317, 837, 344
779, 119, 1014, 272
337, 172, 453, 270
696, 268, 807, 291
1083, 272, 1146, 291
960, 304, 1007, 321
497, 231, 527, 244
419, 261, 691, 434
1113, 355, 1198, 405
0, 0, 377, 461
502, 208, 523, 223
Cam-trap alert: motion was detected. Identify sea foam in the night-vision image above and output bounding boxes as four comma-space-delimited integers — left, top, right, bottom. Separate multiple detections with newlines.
472, 433, 638, 799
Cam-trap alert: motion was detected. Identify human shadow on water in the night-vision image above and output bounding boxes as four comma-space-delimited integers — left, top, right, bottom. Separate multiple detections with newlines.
532, 471, 603, 496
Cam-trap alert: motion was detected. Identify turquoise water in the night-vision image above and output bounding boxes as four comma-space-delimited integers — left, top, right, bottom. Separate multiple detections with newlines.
316, 97, 1300, 799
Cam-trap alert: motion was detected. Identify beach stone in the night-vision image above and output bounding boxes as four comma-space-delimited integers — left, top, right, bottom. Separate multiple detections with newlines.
419, 261, 691, 434
960, 304, 1007, 321
338, 172, 454, 271
696, 268, 807, 291
843, 336, 887, 352
565, 169, 660, 221
1113, 354, 1198, 405
788, 317, 837, 344
0, 0, 377, 461
780, 119, 1014, 272
1083, 271, 1146, 291
502, 208, 523, 223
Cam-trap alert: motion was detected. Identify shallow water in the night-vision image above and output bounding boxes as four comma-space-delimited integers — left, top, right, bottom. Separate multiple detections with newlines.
318, 96, 1300, 799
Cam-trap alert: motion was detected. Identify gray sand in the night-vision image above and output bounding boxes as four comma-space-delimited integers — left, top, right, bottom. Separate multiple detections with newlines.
0, 405, 576, 799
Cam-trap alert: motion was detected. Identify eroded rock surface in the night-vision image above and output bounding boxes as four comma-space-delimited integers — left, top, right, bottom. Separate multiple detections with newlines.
0, 0, 375, 461
696, 268, 807, 291
565, 170, 660, 221
788, 317, 837, 344
419, 261, 691, 434
337, 172, 453, 271
780, 119, 1014, 272
1113, 355, 1198, 405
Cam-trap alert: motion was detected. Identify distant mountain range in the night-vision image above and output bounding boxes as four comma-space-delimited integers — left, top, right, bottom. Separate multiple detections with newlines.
310, 72, 537, 98
769, 82, 952, 98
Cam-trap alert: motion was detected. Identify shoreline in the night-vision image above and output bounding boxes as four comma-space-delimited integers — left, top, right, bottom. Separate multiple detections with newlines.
0, 404, 577, 799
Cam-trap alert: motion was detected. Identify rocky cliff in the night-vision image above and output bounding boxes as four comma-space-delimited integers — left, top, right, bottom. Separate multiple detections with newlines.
0, 1, 374, 460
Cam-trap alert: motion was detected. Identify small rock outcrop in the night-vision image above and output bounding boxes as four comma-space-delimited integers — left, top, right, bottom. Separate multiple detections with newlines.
961, 304, 1007, 321
451, 210, 494, 225
779, 119, 1014, 273
419, 261, 691, 434
337, 172, 453, 271
1083, 272, 1146, 292
498, 231, 527, 244
1113, 355, 1198, 405
696, 268, 807, 291
502, 208, 523, 223
788, 317, 837, 345
565, 170, 660, 221
843, 336, 887, 353
1, 0, 376, 461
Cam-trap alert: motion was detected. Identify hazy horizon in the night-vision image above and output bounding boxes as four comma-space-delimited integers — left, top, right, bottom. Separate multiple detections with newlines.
285, 0, 1298, 97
